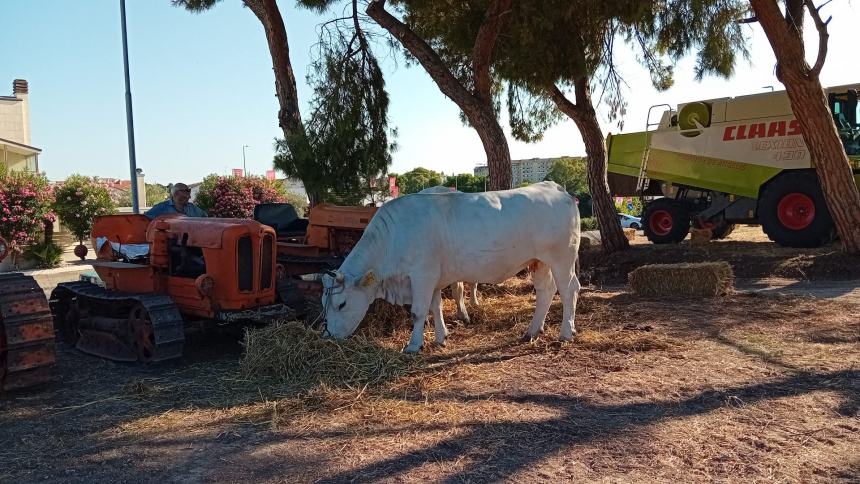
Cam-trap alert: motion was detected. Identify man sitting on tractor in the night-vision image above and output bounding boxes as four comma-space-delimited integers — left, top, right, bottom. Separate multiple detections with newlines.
145, 183, 208, 218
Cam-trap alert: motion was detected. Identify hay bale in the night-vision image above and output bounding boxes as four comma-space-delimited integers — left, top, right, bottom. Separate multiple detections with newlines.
623, 228, 636, 242
580, 230, 601, 250
628, 261, 733, 297
241, 322, 417, 389
689, 227, 712, 246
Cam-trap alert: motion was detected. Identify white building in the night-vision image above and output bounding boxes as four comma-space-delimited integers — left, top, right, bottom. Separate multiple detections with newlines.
0, 79, 41, 172
474, 157, 560, 187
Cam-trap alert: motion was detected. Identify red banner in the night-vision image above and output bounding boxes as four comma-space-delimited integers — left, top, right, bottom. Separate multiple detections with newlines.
233, 168, 244, 178
266, 169, 276, 181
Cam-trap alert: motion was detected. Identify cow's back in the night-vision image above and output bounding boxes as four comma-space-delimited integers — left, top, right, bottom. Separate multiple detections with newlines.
370, 182, 579, 285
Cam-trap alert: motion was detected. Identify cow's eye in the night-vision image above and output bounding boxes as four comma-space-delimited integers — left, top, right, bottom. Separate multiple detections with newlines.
337, 301, 346, 311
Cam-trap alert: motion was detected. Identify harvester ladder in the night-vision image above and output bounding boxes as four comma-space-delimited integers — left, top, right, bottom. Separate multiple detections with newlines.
636, 104, 673, 195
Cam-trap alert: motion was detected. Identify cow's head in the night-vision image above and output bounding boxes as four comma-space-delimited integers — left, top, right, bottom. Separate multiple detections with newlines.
321, 269, 378, 339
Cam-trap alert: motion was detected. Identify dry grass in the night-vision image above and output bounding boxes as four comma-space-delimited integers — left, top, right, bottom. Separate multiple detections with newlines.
1, 273, 858, 482
241, 321, 419, 389
629, 261, 734, 297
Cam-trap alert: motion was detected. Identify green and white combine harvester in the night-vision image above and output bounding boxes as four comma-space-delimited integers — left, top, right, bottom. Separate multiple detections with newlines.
606, 83, 860, 247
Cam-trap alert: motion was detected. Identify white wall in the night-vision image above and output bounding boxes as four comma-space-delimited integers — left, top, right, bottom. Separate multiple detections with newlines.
0, 97, 27, 144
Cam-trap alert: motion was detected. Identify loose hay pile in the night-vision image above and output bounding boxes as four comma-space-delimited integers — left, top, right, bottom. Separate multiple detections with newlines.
241, 321, 418, 389
628, 261, 733, 297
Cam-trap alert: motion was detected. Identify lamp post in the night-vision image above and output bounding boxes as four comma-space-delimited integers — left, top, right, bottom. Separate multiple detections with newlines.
242, 145, 250, 177
120, 0, 139, 213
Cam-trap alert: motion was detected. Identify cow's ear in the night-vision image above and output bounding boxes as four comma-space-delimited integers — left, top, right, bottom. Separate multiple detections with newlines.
357, 270, 376, 287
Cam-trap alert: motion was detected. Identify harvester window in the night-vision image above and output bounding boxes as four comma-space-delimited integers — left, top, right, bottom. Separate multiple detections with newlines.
261, 234, 273, 290
238, 235, 254, 292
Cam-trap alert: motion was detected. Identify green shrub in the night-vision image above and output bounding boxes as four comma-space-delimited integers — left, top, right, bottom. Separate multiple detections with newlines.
53, 175, 116, 243
581, 217, 598, 231
615, 197, 643, 216
0, 169, 55, 259
194, 174, 292, 218
24, 240, 64, 269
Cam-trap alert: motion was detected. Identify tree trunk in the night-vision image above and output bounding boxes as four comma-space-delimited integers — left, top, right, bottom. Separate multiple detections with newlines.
548, 82, 629, 253
750, 0, 860, 253
244, 0, 322, 205
472, 110, 513, 191
367, 0, 512, 190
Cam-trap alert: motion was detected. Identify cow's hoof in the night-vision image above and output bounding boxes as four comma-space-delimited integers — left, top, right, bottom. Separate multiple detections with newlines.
434, 339, 447, 347
403, 344, 423, 354
558, 331, 577, 342
521, 333, 538, 343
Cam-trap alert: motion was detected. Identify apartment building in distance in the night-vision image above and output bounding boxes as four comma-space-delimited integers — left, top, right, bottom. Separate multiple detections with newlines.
0, 79, 41, 172
473, 157, 559, 187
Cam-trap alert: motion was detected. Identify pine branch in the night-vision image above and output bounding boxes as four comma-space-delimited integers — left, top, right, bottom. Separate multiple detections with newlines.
805, 0, 832, 78
471, 0, 512, 104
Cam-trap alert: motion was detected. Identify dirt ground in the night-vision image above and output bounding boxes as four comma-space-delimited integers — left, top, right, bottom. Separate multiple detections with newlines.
2, 230, 860, 483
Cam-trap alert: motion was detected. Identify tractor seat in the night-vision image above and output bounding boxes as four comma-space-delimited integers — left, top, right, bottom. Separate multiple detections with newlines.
254, 203, 309, 240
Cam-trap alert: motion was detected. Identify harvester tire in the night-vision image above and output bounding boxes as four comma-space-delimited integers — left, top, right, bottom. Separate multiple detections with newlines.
759, 171, 835, 248
643, 198, 691, 244
711, 222, 736, 240
692, 219, 735, 240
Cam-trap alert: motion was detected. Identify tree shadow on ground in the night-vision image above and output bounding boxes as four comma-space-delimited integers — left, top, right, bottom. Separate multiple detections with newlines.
312, 369, 859, 483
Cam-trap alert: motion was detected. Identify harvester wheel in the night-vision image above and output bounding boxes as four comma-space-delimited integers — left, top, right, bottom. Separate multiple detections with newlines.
759, 171, 835, 248
643, 198, 691, 244
711, 222, 736, 240
694, 220, 736, 240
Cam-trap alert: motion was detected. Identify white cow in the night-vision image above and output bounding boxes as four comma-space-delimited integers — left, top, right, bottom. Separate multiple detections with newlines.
419, 185, 480, 323
321, 181, 581, 353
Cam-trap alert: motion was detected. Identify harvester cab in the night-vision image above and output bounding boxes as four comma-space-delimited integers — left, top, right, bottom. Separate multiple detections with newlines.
50, 215, 293, 363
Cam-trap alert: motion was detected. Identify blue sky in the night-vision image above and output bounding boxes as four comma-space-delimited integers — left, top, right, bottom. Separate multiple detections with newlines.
1, 1, 858, 184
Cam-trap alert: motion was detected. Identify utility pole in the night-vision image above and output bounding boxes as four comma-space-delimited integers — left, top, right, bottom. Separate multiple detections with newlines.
242, 145, 250, 177
120, 0, 139, 214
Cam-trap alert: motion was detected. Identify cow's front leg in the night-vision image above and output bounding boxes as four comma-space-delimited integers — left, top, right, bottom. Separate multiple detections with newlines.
430, 289, 448, 346
405, 286, 434, 354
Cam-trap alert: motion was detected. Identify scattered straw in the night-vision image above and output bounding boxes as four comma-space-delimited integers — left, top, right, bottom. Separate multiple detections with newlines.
241, 321, 419, 389
629, 261, 733, 297
576, 328, 676, 353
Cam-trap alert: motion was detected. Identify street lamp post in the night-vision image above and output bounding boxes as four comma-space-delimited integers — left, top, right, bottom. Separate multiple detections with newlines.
120, 0, 139, 213
242, 145, 250, 177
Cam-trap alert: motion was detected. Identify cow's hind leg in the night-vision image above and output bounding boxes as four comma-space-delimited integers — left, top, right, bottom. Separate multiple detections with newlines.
469, 283, 480, 306
550, 260, 581, 341
405, 283, 434, 354
452, 282, 471, 324
430, 289, 449, 346
524, 261, 556, 341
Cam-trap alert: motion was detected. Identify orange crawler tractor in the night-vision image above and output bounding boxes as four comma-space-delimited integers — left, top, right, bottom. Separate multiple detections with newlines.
50, 215, 292, 362
0, 235, 57, 392
49, 203, 377, 363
